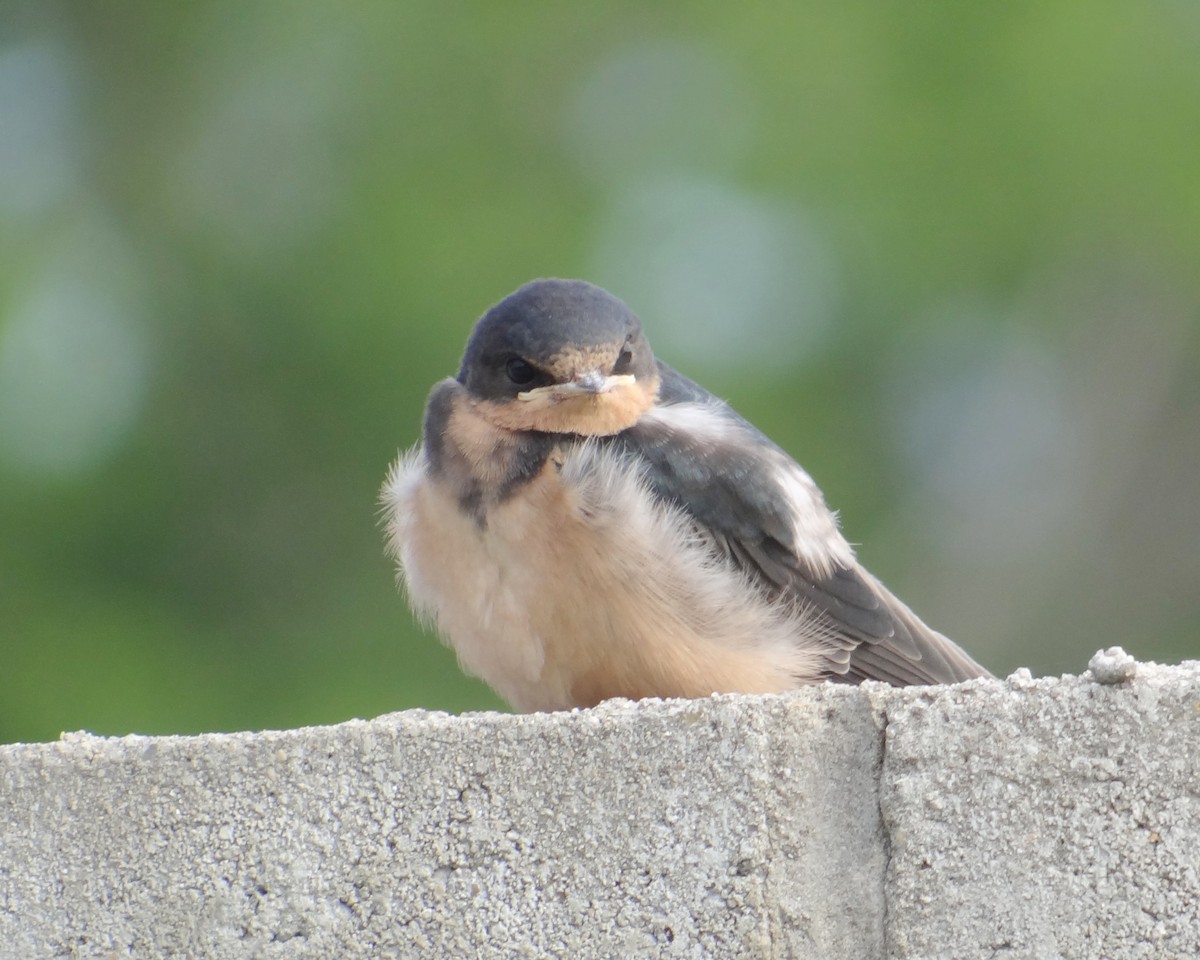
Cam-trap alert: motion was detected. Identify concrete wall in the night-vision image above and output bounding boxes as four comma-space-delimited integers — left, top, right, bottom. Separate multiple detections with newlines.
2, 656, 1197, 959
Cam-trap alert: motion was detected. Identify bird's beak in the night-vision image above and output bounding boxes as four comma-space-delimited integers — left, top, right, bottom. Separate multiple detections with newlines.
518, 370, 636, 402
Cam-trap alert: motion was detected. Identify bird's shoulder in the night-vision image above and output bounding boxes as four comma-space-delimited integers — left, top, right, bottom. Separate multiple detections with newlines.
606, 361, 852, 578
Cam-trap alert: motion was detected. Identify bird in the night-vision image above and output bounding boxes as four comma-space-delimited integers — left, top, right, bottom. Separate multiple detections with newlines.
382, 278, 992, 712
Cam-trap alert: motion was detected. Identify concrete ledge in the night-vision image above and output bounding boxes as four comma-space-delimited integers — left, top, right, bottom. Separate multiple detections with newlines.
2, 659, 1198, 959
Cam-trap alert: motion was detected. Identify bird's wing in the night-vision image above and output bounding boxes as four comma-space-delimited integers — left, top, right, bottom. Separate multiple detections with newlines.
609, 364, 992, 686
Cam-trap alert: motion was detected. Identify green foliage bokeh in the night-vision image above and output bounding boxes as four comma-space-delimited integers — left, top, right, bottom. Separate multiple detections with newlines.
3, 2, 1198, 742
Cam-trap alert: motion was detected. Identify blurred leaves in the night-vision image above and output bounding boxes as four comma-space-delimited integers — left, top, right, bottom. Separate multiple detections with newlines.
2, 1, 1197, 742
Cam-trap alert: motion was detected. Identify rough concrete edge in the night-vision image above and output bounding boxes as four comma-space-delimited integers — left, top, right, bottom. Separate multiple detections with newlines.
4, 650, 1185, 752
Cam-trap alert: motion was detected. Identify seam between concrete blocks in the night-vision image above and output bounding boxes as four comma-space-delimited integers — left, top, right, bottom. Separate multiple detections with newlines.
752, 710, 779, 960
876, 699, 894, 960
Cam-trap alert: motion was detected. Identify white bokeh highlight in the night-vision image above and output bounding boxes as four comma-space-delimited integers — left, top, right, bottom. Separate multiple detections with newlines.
567, 40, 838, 372
0, 216, 153, 477
0, 40, 80, 218
563, 39, 756, 184
590, 176, 838, 371
166, 11, 355, 257
885, 303, 1084, 559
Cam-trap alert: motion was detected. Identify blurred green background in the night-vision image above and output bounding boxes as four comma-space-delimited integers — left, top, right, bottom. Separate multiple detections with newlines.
3, 2, 1198, 744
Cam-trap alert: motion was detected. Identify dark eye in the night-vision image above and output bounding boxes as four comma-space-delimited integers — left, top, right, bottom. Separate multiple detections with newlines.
505, 357, 537, 385
613, 347, 633, 374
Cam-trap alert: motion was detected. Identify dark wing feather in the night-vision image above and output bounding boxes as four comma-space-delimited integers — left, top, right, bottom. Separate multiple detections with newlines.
607, 362, 992, 687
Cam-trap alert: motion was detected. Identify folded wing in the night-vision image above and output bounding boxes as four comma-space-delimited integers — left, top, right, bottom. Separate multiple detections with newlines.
608, 363, 992, 686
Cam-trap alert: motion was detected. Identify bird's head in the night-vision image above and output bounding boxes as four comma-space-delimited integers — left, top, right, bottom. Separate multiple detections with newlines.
457, 279, 661, 436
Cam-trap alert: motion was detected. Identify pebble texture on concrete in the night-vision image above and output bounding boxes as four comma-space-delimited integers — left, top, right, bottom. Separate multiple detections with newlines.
881, 664, 1200, 959
1, 658, 1197, 959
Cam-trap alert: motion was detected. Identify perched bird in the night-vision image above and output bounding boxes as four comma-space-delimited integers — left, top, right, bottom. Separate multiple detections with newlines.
382, 279, 991, 711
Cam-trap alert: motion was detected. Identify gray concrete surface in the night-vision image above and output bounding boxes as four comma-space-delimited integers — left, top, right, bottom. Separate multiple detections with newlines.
1, 658, 1197, 960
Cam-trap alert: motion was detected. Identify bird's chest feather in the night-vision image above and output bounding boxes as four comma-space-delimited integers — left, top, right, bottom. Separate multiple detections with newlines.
386, 442, 620, 709
384, 431, 824, 711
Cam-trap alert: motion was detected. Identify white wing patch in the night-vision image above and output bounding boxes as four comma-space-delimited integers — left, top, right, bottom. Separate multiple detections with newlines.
762, 450, 855, 577
638, 402, 855, 577
636, 401, 745, 449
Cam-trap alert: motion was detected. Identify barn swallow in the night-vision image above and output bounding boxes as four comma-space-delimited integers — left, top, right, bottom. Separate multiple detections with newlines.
382, 278, 992, 711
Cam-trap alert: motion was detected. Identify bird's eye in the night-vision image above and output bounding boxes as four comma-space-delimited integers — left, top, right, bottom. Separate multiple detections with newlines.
505, 358, 537, 385
613, 348, 633, 374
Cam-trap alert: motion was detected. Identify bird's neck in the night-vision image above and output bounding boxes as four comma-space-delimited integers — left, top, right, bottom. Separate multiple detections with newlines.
423, 380, 558, 524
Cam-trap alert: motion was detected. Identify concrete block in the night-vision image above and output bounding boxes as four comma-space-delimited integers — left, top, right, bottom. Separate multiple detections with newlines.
2, 659, 1197, 959
880, 662, 1200, 960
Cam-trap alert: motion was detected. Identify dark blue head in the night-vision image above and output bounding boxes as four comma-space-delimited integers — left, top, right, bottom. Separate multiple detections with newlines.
458, 279, 658, 401
452, 279, 661, 436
